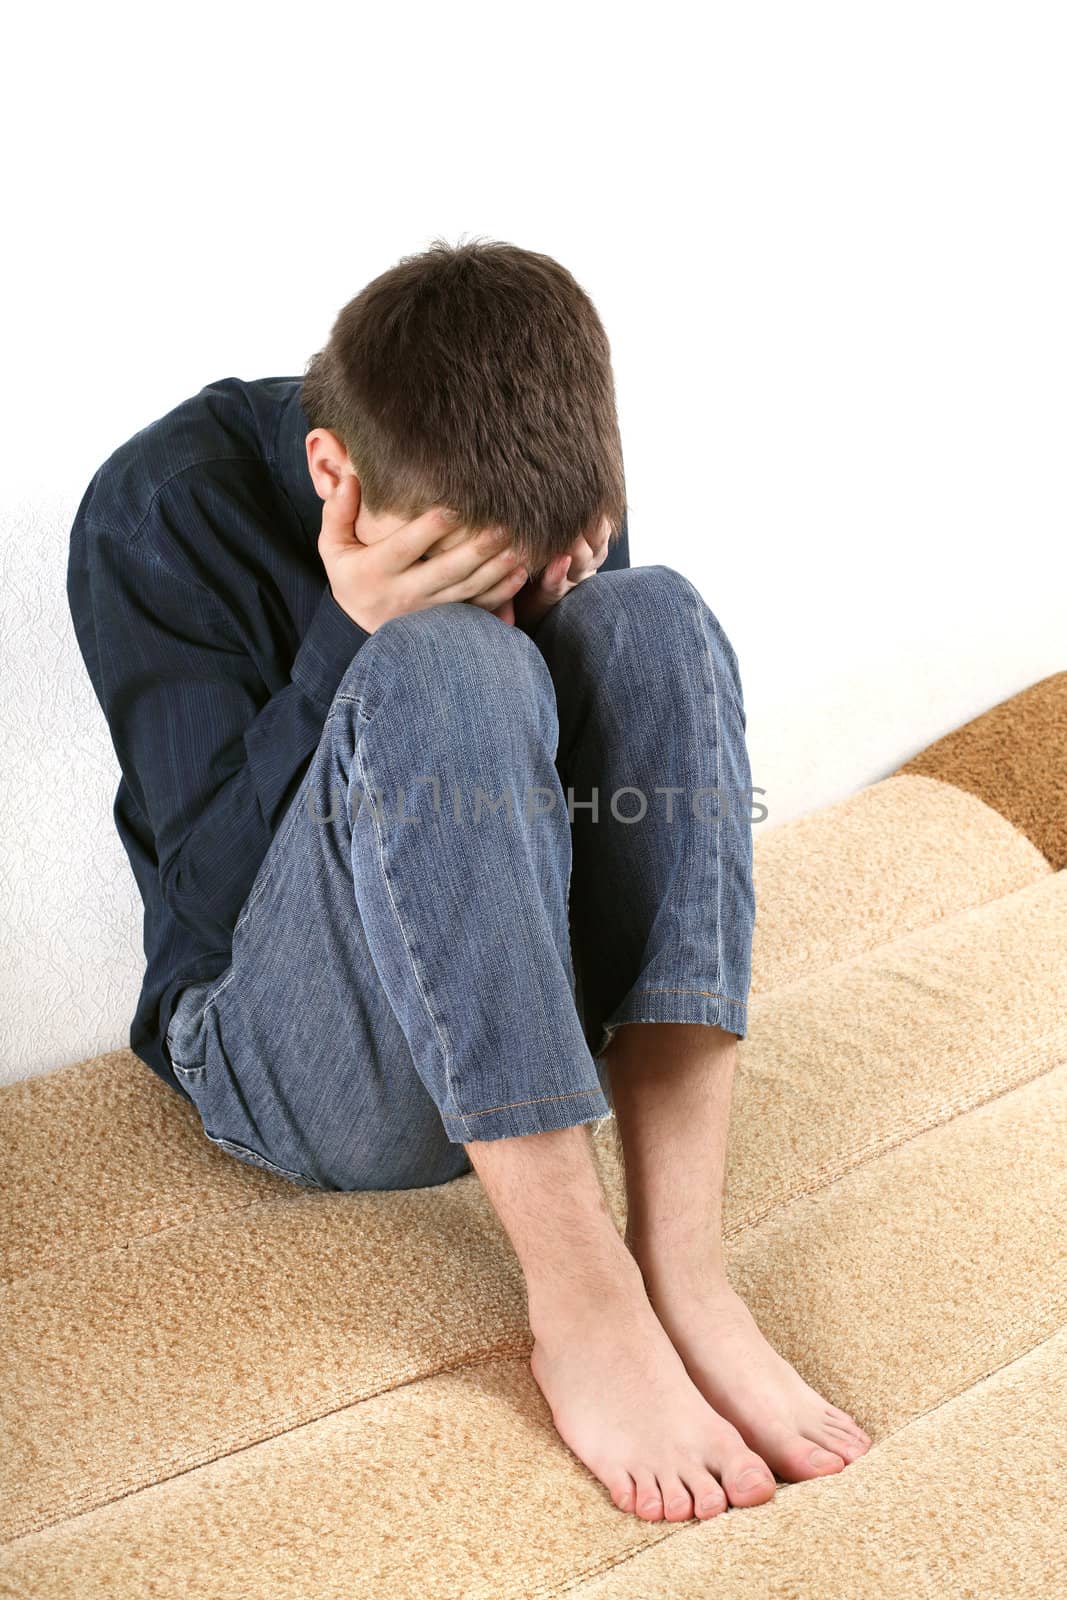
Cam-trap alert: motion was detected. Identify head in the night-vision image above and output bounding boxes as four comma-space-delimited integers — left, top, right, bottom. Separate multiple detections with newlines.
299, 237, 626, 575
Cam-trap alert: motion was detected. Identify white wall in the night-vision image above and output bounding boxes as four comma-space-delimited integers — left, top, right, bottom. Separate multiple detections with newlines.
2, 2, 1064, 1080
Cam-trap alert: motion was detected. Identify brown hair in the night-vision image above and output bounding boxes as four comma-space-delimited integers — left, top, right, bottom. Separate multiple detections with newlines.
300, 237, 626, 574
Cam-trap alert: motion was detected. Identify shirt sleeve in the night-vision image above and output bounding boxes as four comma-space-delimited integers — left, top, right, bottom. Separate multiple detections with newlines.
74, 523, 370, 949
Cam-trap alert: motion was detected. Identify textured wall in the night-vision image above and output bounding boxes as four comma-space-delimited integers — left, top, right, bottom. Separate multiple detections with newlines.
1, 495, 144, 1085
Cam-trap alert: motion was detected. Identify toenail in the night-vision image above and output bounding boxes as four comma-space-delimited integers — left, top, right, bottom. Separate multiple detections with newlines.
810, 1448, 840, 1468
737, 1468, 769, 1490
668, 1496, 689, 1514
700, 1493, 724, 1513
641, 1498, 661, 1513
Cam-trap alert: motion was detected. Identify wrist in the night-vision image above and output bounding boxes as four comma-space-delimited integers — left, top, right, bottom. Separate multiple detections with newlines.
291, 585, 374, 714
328, 585, 377, 635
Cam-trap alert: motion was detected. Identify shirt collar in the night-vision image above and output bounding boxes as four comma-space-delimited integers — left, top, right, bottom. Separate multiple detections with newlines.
274, 381, 323, 544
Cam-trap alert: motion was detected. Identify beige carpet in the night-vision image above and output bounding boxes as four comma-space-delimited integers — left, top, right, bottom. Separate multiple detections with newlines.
2, 671, 1064, 1598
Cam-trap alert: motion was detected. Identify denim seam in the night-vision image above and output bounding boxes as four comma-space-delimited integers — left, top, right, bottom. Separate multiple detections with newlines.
610, 1015, 742, 1030
233, 779, 310, 938
631, 987, 746, 1005
440, 1085, 605, 1123
206, 1134, 319, 1188
694, 585, 726, 999
203, 969, 237, 1012
353, 727, 465, 1137
330, 692, 370, 720
596, 991, 748, 1059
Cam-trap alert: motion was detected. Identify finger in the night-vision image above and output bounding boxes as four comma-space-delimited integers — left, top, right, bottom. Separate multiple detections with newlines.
434, 550, 528, 606
379, 506, 483, 573
470, 581, 520, 621
421, 529, 519, 594
569, 517, 611, 580
552, 524, 598, 585
537, 552, 575, 596
416, 521, 477, 563
565, 544, 599, 583
513, 556, 573, 629
318, 475, 361, 548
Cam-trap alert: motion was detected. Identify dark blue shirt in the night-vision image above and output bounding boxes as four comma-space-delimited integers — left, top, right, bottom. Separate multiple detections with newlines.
66, 375, 631, 1094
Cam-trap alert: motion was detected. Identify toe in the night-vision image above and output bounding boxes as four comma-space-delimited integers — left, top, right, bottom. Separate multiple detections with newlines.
826, 1406, 870, 1444
818, 1422, 871, 1462
686, 1470, 728, 1520
607, 1471, 636, 1514
657, 1474, 694, 1522
633, 1470, 664, 1521
721, 1453, 776, 1508
823, 1409, 871, 1448
764, 1430, 845, 1480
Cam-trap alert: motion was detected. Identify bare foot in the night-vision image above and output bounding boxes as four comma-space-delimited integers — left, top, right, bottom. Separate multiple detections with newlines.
635, 1264, 872, 1482
528, 1265, 778, 1522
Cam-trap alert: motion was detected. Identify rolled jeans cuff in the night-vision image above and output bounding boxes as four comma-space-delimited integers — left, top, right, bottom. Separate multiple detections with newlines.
439, 1082, 611, 1143
594, 985, 749, 1061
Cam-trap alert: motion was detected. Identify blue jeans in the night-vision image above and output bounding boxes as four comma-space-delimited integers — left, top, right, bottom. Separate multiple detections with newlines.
163, 565, 756, 1192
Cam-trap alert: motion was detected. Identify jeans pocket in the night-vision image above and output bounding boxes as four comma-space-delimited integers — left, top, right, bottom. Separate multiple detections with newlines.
204, 1132, 322, 1189
165, 979, 216, 1076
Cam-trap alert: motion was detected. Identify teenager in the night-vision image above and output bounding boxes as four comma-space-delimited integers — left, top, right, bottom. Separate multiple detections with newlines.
67, 238, 870, 1524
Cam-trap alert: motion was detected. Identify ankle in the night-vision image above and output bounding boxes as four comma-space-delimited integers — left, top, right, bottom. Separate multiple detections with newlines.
526, 1237, 647, 1339
625, 1225, 728, 1297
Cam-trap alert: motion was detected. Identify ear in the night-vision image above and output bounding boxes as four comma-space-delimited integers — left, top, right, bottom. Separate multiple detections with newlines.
305, 428, 358, 502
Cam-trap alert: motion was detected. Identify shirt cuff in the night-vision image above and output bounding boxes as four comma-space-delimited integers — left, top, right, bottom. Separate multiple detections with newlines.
291, 585, 372, 714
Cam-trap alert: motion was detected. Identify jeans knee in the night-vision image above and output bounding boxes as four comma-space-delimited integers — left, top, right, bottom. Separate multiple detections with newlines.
609, 562, 714, 622
548, 562, 697, 628
335, 600, 557, 737
640, 565, 744, 699
546, 564, 742, 692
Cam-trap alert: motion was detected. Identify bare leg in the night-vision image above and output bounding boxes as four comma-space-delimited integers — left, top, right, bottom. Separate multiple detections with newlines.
464, 1121, 777, 1521
603, 1021, 872, 1480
